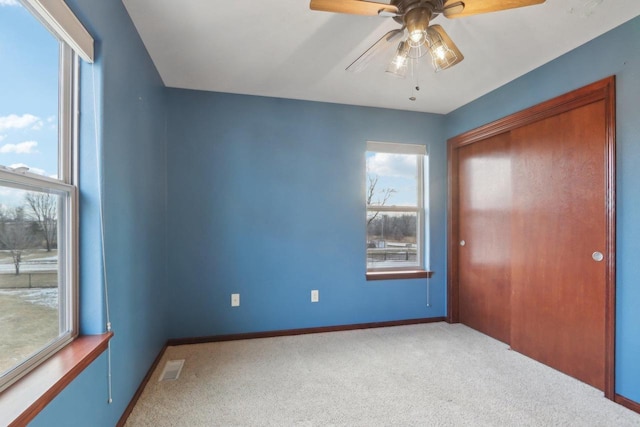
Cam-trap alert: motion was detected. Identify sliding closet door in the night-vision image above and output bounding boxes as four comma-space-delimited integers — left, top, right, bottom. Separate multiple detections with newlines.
449, 77, 616, 396
509, 100, 607, 390
458, 133, 511, 344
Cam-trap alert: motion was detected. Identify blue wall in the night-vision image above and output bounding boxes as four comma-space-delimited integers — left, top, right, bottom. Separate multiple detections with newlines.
23, 6, 639, 425
166, 91, 447, 339
31, 0, 169, 425
446, 17, 640, 403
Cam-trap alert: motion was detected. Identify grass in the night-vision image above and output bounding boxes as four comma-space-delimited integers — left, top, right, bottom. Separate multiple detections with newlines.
0, 273, 57, 289
0, 290, 58, 375
0, 248, 58, 289
0, 249, 60, 375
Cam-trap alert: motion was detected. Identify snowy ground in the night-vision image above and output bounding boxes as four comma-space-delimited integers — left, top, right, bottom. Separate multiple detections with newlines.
0, 261, 57, 274
0, 249, 58, 274
0, 288, 58, 309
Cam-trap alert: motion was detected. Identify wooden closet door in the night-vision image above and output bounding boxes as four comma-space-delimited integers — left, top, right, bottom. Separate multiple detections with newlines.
458, 133, 512, 344
509, 100, 607, 390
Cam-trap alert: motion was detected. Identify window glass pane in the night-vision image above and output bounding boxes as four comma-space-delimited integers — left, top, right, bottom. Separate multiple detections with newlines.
366, 152, 418, 207
0, 2, 72, 390
0, 185, 67, 376
367, 211, 418, 269
0, 2, 60, 178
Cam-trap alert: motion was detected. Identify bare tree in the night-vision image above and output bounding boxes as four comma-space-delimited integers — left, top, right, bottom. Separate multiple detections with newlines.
25, 192, 57, 252
366, 175, 396, 226
0, 207, 36, 275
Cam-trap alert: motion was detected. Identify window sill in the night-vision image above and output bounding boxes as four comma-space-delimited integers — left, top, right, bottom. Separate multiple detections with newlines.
0, 332, 113, 427
366, 270, 433, 281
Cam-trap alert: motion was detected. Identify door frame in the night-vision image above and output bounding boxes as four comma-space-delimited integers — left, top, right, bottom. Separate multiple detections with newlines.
446, 76, 616, 398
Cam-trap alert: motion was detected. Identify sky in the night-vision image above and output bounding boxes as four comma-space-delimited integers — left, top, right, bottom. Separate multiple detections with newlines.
0, 0, 59, 179
366, 151, 419, 207
0, 0, 59, 209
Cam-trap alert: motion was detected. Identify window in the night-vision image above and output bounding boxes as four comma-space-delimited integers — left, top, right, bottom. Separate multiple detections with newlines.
0, 0, 78, 392
366, 141, 427, 273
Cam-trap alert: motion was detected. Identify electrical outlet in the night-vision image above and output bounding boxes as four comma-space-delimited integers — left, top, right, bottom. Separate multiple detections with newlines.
231, 293, 240, 307
311, 290, 319, 303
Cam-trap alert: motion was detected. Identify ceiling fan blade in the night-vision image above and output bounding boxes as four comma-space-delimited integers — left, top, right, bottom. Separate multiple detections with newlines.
310, 0, 399, 16
443, 0, 545, 18
427, 25, 464, 70
347, 28, 404, 73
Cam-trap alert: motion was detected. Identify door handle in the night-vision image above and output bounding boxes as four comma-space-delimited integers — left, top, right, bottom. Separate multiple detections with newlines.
460, 240, 466, 247
592, 251, 604, 262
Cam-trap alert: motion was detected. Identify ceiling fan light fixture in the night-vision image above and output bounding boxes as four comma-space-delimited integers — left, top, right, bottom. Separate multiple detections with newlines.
386, 41, 410, 78
426, 25, 464, 71
428, 41, 457, 71
407, 42, 429, 60
310, 0, 544, 78
404, 6, 431, 47
407, 29, 427, 48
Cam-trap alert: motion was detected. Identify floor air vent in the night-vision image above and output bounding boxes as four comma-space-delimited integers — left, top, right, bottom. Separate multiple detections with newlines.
159, 359, 185, 382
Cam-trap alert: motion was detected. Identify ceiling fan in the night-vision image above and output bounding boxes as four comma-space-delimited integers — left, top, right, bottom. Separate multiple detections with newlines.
310, 0, 546, 76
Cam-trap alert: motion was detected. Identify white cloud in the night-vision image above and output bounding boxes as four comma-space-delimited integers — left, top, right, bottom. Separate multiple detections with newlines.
0, 0, 20, 6
367, 153, 416, 178
0, 140, 39, 154
8, 163, 47, 176
0, 114, 43, 131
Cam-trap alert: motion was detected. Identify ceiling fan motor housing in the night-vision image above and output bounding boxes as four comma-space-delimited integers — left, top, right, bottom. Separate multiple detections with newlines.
404, 7, 432, 37
392, 0, 443, 26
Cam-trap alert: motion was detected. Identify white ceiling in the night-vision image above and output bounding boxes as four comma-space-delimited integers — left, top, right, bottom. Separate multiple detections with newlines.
122, 0, 640, 114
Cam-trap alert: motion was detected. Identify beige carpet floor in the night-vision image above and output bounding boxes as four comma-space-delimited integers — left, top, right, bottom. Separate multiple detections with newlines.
125, 322, 640, 426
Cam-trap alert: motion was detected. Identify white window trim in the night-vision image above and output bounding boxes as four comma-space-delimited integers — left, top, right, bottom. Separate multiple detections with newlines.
20, 0, 94, 63
367, 141, 427, 156
366, 141, 427, 273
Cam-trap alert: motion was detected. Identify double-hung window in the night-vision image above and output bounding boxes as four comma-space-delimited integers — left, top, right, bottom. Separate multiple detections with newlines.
366, 141, 427, 273
0, 0, 79, 392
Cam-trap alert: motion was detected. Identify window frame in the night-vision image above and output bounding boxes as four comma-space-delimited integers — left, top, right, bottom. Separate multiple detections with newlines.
0, 1, 107, 423
0, 39, 79, 393
365, 141, 427, 275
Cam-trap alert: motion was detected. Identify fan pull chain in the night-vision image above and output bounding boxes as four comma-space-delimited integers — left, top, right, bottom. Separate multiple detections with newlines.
409, 57, 420, 101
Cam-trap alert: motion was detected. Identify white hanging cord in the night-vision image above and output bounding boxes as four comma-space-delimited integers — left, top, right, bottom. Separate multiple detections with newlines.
91, 63, 113, 404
